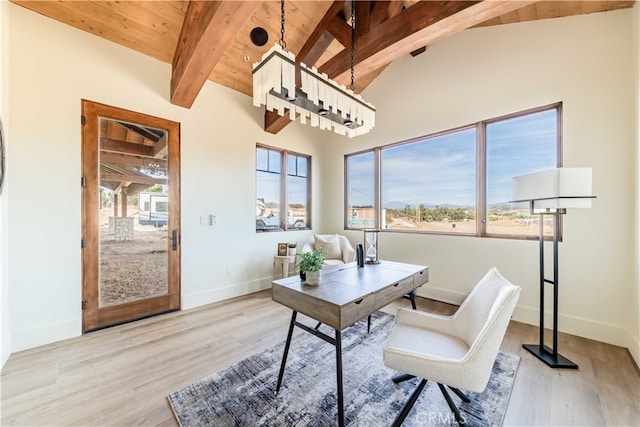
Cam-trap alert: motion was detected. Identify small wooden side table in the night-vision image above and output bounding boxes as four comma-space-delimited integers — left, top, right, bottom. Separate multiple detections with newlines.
273, 255, 296, 278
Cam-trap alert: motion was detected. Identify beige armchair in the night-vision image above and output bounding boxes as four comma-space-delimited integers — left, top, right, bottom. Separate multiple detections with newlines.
383, 267, 521, 426
300, 234, 355, 266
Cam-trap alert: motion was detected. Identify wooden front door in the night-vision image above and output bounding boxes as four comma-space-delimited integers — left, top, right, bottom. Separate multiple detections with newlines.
81, 100, 181, 331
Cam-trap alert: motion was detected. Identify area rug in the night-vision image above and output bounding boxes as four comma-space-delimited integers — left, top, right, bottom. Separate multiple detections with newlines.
168, 311, 519, 426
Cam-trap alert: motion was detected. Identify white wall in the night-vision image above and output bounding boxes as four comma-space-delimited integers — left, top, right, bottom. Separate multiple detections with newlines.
3, 2, 639, 369
4, 3, 323, 352
1, 0, 11, 369
321, 9, 639, 362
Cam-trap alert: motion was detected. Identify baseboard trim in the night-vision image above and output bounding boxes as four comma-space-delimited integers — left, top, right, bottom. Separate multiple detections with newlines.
625, 331, 640, 371
12, 318, 80, 353
417, 286, 638, 360
1, 344, 10, 370
9, 280, 273, 354
416, 286, 466, 306
511, 303, 634, 352
181, 278, 272, 310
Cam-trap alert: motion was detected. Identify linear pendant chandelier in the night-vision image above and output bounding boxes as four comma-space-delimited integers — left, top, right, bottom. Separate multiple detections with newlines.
252, 0, 375, 138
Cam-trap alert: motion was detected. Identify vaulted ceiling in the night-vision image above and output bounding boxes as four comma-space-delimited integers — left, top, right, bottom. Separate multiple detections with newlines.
12, 1, 636, 134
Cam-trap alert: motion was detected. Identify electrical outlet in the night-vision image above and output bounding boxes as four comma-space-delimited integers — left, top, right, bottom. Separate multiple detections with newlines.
199, 215, 206, 225
226, 267, 231, 276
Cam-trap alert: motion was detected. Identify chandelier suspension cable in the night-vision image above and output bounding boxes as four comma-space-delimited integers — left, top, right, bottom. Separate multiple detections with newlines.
279, 0, 286, 49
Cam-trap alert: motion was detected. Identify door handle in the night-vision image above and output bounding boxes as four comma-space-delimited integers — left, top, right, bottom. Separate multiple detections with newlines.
172, 229, 180, 251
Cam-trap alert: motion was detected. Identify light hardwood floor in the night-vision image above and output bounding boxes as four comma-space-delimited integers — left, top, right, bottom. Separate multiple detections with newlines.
1, 290, 639, 426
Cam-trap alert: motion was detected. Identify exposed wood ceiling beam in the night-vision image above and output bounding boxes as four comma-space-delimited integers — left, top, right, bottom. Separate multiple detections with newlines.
264, 110, 292, 136
170, 0, 260, 108
355, 1, 371, 37
326, 14, 352, 47
321, 0, 539, 85
370, 1, 403, 27
319, 1, 480, 82
296, 0, 347, 64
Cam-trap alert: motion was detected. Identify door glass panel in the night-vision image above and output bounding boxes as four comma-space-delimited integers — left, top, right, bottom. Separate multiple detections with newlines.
98, 117, 169, 307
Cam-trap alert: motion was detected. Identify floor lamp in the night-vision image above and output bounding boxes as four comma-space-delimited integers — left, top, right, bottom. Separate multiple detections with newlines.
512, 168, 595, 369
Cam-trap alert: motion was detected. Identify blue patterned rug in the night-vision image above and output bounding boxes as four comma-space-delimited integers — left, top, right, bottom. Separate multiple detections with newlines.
168, 311, 519, 426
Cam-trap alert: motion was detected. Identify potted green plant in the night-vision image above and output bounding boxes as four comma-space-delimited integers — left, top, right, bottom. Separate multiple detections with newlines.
297, 248, 325, 285
287, 242, 297, 257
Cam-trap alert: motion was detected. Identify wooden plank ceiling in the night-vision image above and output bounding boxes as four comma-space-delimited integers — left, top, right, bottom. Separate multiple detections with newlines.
12, 0, 636, 134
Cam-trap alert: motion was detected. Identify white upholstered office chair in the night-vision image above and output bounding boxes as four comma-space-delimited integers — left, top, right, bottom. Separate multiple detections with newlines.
300, 234, 355, 266
383, 267, 521, 426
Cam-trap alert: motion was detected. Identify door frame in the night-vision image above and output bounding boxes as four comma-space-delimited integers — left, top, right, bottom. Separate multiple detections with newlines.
81, 99, 181, 332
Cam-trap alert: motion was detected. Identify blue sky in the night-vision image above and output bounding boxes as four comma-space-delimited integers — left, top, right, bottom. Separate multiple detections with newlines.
346, 152, 375, 206
381, 128, 476, 207
348, 109, 557, 208
486, 110, 557, 204
257, 149, 308, 207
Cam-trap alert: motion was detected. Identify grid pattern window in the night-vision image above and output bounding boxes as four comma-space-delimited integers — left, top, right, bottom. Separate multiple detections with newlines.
345, 151, 376, 229
256, 145, 311, 232
344, 104, 561, 239
381, 128, 476, 233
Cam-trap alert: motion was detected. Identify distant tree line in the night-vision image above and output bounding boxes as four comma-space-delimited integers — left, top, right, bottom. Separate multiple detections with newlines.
386, 204, 526, 223
387, 205, 475, 222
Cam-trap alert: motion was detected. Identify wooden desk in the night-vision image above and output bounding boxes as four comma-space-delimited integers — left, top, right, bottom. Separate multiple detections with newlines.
272, 261, 429, 427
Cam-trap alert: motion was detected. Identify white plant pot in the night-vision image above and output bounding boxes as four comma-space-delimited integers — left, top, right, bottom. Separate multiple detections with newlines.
288, 247, 296, 257
305, 270, 320, 285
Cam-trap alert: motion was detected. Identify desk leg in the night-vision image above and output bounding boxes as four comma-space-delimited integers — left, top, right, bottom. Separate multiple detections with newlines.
335, 329, 344, 427
275, 311, 297, 395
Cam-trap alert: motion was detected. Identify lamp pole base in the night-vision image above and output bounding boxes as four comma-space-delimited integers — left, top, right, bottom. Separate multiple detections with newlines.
523, 344, 578, 369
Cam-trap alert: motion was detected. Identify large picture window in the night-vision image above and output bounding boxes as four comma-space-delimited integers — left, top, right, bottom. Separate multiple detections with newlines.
256, 145, 310, 232
381, 127, 476, 233
345, 104, 561, 239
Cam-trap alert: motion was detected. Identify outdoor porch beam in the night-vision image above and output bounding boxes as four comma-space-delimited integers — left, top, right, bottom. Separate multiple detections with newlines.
100, 152, 168, 169
100, 138, 154, 158
101, 173, 168, 186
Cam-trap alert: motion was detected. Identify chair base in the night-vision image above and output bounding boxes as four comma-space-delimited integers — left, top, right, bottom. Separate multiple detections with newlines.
392, 373, 415, 384
390, 374, 470, 427
403, 291, 417, 309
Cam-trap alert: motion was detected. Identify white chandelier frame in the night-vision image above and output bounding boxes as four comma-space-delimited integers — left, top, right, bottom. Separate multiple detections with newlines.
252, 44, 375, 138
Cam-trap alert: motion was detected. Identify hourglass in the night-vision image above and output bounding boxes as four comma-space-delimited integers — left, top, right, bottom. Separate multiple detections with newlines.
363, 229, 380, 264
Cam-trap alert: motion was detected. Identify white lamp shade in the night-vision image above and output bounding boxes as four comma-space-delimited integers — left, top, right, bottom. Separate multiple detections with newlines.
512, 168, 593, 212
